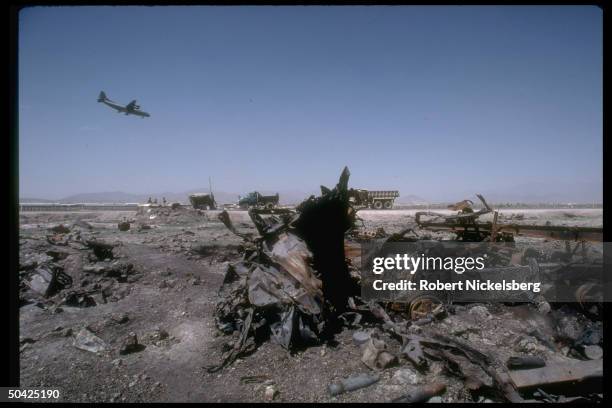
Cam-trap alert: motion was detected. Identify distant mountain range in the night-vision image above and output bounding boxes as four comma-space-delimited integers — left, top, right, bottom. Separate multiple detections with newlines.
20, 190, 313, 205
20, 180, 602, 206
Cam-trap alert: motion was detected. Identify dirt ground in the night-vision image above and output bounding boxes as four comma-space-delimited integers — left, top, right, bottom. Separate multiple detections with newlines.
18, 208, 603, 402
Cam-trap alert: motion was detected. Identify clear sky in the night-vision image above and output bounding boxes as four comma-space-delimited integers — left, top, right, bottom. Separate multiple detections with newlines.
19, 6, 602, 201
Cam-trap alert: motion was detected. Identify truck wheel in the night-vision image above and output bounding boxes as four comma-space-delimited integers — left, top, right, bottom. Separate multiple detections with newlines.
409, 295, 443, 320
373, 201, 383, 210
265, 203, 274, 210
383, 201, 393, 209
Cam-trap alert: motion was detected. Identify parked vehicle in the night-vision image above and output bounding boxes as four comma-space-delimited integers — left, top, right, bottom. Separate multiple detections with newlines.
348, 189, 399, 209
238, 191, 279, 209
189, 193, 217, 210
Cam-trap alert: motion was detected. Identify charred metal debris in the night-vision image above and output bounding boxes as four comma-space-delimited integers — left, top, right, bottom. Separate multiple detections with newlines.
209, 167, 360, 372
20, 224, 140, 311
209, 169, 602, 402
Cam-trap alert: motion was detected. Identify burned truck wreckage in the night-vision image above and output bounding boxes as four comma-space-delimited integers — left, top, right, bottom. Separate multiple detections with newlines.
207, 167, 604, 402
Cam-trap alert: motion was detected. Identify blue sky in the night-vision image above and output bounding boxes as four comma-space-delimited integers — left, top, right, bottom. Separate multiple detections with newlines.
19, 6, 602, 201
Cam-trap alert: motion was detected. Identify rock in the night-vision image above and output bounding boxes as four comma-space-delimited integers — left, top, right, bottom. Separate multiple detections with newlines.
468, 305, 491, 320
536, 301, 551, 315
144, 327, 170, 345
391, 368, 421, 385
28, 267, 57, 297
64, 292, 97, 308
73, 328, 107, 353
516, 337, 538, 353
20, 253, 53, 271
91, 293, 106, 305
110, 313, 129, 324
427, 396, 442, 403
556, 315, 582, 342
119, 332, 143, 355
361, 337, 398, 370
352, 331, 371, 346
264, 385, 278, 401
582, 345, 603, 360
157, 329, 169, 340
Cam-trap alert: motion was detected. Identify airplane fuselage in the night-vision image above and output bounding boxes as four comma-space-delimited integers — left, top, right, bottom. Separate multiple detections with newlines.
98, 96, 150, 117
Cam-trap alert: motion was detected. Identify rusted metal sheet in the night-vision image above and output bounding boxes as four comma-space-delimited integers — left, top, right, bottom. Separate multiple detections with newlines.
508, 359, 602, 390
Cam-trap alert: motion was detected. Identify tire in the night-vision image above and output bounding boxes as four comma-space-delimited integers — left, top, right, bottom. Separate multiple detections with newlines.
383, 200, 393, 209
408, 294, 443, 320
265, 203, 275, 210
373, 201, 383, 210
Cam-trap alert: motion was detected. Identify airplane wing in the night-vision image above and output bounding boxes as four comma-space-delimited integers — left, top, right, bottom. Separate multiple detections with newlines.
126, 100, 138, 111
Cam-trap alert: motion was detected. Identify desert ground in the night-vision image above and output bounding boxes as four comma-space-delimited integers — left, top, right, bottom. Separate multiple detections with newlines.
18, 207, 603, 402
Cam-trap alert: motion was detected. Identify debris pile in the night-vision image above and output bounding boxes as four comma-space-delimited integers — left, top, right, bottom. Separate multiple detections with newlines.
20, 223, 140, 311
136, 204, 209, 225
17, 171, 604, 402
207, 172, 603, 402
209, 167, 360, 371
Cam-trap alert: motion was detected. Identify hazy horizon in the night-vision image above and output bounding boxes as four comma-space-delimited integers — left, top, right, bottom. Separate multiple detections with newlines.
19, 6, 602, 202
19, 181, 603, 205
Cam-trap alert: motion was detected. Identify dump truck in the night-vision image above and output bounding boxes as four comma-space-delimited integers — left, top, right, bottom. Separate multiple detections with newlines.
238, 191, 279, 209
348, 189, 399, 209
188, 193, 217, 210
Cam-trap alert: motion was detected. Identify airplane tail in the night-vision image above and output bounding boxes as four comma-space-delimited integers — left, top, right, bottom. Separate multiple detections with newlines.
97, 91, 107, 102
